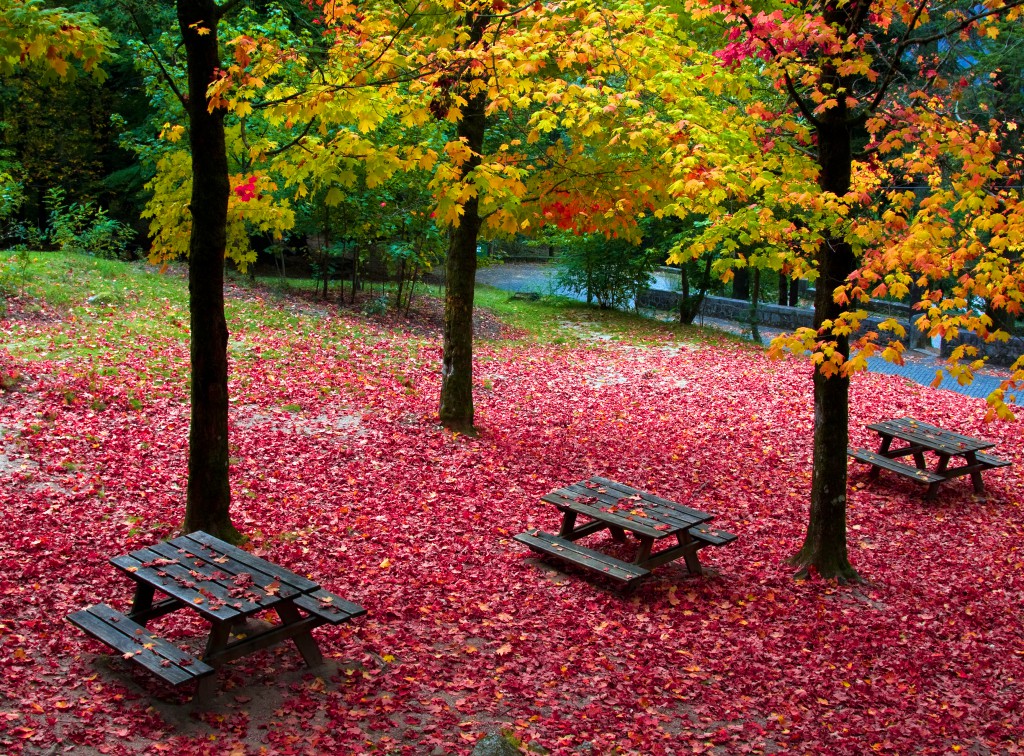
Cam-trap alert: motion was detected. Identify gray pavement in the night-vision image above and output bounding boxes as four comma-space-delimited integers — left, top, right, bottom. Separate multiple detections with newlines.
476, 261, 1021, 405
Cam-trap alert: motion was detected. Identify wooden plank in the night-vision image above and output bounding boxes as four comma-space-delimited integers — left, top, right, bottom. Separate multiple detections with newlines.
867, 418, 995, 456
591, 477, 712, 521
848, 448, 945, 484
146, 540, 299, 607
514, 529, 650, 583
553, 478, 712, 532
67, 604, 213, 685
184, 532, 319, 592
976, 452, 1012, 469
293, 590, 367, 625
541, 491, 671, 538
566, 481, 708, 530
163, 538, 288, 589
688, 525, 738, 547
111, 551, 246, 622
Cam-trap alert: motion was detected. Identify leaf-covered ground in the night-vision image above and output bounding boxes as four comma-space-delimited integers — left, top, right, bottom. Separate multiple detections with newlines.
2, 265, 1023, 755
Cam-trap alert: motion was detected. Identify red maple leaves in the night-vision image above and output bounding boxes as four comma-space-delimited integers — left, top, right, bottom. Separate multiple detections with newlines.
1, 282, 1022, 754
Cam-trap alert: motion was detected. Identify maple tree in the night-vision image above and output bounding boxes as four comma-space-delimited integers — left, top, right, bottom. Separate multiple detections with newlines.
208, 0, 672, 431
653, 0, 1024, 580
173, 0, 241, 540
0, 0, 113, 80
0, 1, 116, 231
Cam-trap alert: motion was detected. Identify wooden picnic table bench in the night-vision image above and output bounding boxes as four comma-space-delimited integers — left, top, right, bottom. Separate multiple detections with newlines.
849, 417, 1011, 499
67, 531, 365, 703
515, 477, 736, 588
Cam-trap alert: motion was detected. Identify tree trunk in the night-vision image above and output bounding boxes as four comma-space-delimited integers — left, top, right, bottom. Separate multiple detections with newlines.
439, 88, 485, 432
748, 268, 761, 343
732, 266, 749, 300
789, 99, 860, 581
178, 0, 238, 542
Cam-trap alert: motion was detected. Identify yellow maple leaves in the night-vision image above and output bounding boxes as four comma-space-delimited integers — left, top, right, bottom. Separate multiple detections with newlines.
0, 0, 114, 81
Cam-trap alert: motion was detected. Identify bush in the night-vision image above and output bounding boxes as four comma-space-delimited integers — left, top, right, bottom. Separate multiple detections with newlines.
555, 234, 660, 310
0, 169, 26, 249
45, 187, 135, 259
0, 248, 30, 299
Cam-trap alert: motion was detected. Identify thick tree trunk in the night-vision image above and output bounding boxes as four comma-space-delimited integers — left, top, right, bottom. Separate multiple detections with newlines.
439, 89, 486, 431
789, 109, 860, 581
178, 0, 237, 541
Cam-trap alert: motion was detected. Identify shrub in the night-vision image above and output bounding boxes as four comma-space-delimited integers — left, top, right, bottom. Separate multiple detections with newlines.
45, 187, 135, 259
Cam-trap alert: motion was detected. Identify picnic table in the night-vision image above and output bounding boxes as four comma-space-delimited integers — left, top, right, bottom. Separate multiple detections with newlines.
514, 476, 736, 588
67, 531, 365, 702
848, 417, 1011, 499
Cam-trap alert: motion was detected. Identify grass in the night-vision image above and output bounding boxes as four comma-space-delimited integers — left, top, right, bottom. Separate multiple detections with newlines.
2, 251, 753, 367
2, 251, 190, 363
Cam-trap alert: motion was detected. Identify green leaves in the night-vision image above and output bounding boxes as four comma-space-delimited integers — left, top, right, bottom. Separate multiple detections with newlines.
0, 0, 114, 81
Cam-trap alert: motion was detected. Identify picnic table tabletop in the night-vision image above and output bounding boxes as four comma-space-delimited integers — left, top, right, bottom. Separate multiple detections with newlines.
866, 417, 996, 456
542, 476, 713, 539
110, 530, 319, 623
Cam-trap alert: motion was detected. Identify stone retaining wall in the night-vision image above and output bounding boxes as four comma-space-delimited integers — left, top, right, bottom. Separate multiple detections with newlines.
940, 332, 1024, 368
637, 291, 925, 346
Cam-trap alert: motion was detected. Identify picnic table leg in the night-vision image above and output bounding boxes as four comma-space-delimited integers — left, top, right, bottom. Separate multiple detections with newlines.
609, 526, 627, 543
129, 583, 156, 624
634, 536, 654, 566
195, 622, 232, 704
275, 602, 324, 668
675, 532, 704, 576
557, 511, 578, 539
871, 435, 894, 480
964, 452, 987, 495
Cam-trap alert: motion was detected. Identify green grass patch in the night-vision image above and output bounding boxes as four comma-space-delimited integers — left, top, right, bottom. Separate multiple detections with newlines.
4, 252, 753, 373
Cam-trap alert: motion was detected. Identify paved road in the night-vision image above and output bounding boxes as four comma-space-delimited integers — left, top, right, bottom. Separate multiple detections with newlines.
476, 261, 1020, 405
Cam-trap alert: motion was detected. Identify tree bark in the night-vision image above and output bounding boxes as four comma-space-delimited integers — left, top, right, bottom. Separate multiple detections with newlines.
732, 266, 749, 301
439, 88, 485, 431
178, 0, 238, 541
439, 13, 488, 432
789, 102, 860, 581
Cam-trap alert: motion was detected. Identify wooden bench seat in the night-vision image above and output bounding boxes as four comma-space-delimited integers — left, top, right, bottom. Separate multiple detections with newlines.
975, 452, 1011, 469
848, 448, 945, 484
688, 525, 738, 547
514, 529, 650, 584
293, 590, 367, 625
67, 603, 214, 686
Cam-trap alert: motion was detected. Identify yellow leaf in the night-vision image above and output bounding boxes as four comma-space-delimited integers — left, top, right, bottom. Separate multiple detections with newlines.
379, 558, 391, 568
496, 643, 513, 656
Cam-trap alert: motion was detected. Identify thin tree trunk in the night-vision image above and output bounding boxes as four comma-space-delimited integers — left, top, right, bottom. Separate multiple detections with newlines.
178, 0, 238, 541
732, 266, 749, 301
749, 268, 761, 343
439, 87, 485, 431
439, 13, 488, 432
789, 103, 860, 581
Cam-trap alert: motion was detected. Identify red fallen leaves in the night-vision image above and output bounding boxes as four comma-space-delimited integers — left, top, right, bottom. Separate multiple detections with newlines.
2, 288, 1024, 755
